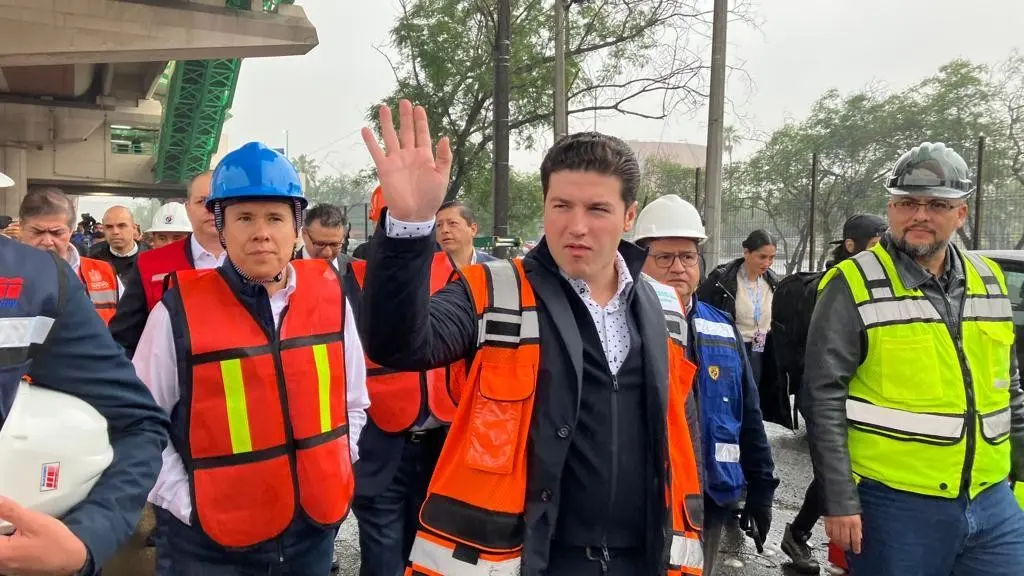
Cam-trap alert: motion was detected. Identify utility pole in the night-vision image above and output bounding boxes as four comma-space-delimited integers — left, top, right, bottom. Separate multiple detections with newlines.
553, 0, 568, 140
702, 0, 728, 269
809, 152, 818, 271
493, 0, 512, 257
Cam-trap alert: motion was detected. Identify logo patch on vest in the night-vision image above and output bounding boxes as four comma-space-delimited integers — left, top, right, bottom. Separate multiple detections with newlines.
708, 365, 720, 380
0, 277, 23, 309
39, 462, 60, 492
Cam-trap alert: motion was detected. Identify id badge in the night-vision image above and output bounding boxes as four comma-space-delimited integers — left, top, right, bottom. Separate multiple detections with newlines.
752, 329, 767, 353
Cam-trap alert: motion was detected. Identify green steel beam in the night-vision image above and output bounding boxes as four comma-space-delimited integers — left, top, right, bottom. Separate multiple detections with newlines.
153, 58, 241, 183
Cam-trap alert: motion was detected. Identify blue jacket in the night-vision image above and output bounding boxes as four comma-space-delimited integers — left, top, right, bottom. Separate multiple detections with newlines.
0, 238, 168, 575
688, 299, 777, 507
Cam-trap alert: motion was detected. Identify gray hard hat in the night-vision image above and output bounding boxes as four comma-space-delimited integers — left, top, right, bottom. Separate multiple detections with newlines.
885, 142, 974, 199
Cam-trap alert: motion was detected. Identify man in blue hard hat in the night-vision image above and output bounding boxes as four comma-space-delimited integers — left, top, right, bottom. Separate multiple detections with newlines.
133, 142, 370, 574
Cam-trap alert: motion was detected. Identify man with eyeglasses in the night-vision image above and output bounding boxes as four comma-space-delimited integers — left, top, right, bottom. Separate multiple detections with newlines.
298, 203, 354, 270
634, 194, 777, 573
805, 142, 1024, 575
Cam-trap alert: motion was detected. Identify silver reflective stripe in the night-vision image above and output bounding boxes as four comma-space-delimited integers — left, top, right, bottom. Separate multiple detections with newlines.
693, 317, 734, 340
855, 251, 888, 282
847, 399, 965, 440
981, 408, 1012, 440
478, 310, 540, 345
714, 442, 741, 463
858, 298, 941, 327
89, 289, 118, 305
409, 535, 521, 576
870, 287, 894, 299
669, 533, 704, 569
666, 312, 687, 346
964, 252, 1003, 296
484, 260, 519, 310
0, 316, 55, 348
963, 296, 1012, 321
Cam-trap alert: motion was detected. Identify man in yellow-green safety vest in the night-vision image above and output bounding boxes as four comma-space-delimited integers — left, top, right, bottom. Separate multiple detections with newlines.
804, 141, 1024, 576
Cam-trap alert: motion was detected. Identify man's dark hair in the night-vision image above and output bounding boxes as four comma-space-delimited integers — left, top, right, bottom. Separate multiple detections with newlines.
304, 203, 347, 229
437, 200, 477, 226
540, 132, 641, 206
20, 187, 76, 229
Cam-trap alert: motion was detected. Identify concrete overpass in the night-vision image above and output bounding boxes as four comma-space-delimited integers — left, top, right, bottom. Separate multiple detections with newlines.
0, 0, 318, 216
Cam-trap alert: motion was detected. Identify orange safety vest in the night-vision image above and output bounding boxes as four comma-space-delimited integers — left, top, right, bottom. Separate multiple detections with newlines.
78, 257, 118, 325
405, 259, 705, 576
172, 260, 354, 548
350, 251, 461, 432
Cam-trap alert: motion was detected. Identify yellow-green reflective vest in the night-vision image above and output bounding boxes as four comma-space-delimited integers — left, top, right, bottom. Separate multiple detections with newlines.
819, 243, 1015, 499
1014, 481, 1024, 510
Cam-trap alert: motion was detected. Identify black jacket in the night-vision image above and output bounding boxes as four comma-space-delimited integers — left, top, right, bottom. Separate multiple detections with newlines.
804, 235, 1024, 516
696, 258, 788, 426
88, 241, 149, 277
360, 225, 701, 575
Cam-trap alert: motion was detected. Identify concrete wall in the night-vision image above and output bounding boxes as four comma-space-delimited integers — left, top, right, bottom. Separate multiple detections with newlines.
26, 128, 154, 185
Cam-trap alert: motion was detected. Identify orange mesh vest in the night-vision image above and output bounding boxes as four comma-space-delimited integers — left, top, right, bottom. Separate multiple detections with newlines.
350, 251, 462, 432
405, 259, 705, 575
78, 257, 118, 325
172, 260, 354, 548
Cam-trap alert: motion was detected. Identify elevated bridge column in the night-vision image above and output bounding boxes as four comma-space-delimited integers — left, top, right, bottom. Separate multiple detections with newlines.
0, 146, 26, 216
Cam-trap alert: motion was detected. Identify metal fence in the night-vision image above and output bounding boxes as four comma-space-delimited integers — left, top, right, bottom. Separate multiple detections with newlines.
715, 138, 1024, 275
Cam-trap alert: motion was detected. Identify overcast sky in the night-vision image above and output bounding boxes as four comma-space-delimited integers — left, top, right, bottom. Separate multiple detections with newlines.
221, 0, 1024, 173
80, 0, 1024, 219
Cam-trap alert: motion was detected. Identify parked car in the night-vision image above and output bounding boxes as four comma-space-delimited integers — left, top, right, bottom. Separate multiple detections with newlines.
976, 250, 1024, 370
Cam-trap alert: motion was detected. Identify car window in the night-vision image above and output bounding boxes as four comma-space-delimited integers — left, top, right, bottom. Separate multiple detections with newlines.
993, 259, 1024, 326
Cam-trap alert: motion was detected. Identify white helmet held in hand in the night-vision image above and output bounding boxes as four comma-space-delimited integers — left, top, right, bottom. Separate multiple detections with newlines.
0, 381, 113, 534
149, 202, 192, 233
633, 194, 707, 244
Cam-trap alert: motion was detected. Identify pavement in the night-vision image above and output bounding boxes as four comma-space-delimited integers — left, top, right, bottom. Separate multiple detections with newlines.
331, 422, 844, 575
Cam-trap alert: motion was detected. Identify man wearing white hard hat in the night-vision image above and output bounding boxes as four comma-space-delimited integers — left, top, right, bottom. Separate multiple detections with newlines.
147, 202, 192, 249
0, 170, 169, 574
634, 194, 778, 574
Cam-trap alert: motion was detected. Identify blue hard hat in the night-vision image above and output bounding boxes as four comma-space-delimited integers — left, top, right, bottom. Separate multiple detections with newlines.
207, 142, 307, 210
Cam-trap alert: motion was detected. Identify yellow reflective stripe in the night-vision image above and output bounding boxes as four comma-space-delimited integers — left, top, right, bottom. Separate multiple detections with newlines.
220, 359, 252, 453
313, 344, 332, 434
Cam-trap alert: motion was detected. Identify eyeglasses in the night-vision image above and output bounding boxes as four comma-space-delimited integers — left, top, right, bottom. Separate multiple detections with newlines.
891, 198, 959, 214
308, 240, 343, 251
650, 251, 700, 269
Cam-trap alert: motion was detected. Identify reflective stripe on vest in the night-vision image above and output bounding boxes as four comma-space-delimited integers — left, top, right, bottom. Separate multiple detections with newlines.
350, 252, 461, 431
174, 260, 353, 548
822, 244, 1015, 498
79, 258, 117, 324
407, 260, 704, 576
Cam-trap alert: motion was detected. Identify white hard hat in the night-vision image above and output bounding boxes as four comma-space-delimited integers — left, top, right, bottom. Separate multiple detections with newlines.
0, 381, 113, 534
0, 171, 13, 188
633, 194, 707, 244
149, 202, 192, 233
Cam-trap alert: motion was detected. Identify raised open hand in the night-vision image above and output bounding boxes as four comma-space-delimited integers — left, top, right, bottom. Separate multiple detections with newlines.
361, 99, 452, 222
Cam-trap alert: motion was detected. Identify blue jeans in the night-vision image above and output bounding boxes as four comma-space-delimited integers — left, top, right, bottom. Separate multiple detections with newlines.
152, 506, 336, 575
848, 479, 1024, 576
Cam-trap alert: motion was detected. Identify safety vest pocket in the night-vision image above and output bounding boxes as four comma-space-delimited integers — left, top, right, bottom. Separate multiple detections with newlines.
880, 335, 943, 404
466, 362, 536, 474
978, 407, 1012, 445
192, 455, 295, 548
976, 322, 1015, 396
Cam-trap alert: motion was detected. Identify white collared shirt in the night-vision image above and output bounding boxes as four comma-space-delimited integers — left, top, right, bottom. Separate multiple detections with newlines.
385, 213, 634, 374
134, 262, 369, 525
108, 242, 139, 258
190, 234, 226, 270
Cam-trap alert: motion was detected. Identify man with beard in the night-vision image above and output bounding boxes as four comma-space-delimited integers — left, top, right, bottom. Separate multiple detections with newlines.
804, 142, 1024, 575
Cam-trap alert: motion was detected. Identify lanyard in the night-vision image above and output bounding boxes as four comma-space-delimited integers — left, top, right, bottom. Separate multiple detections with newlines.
740, 267, 763, 325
